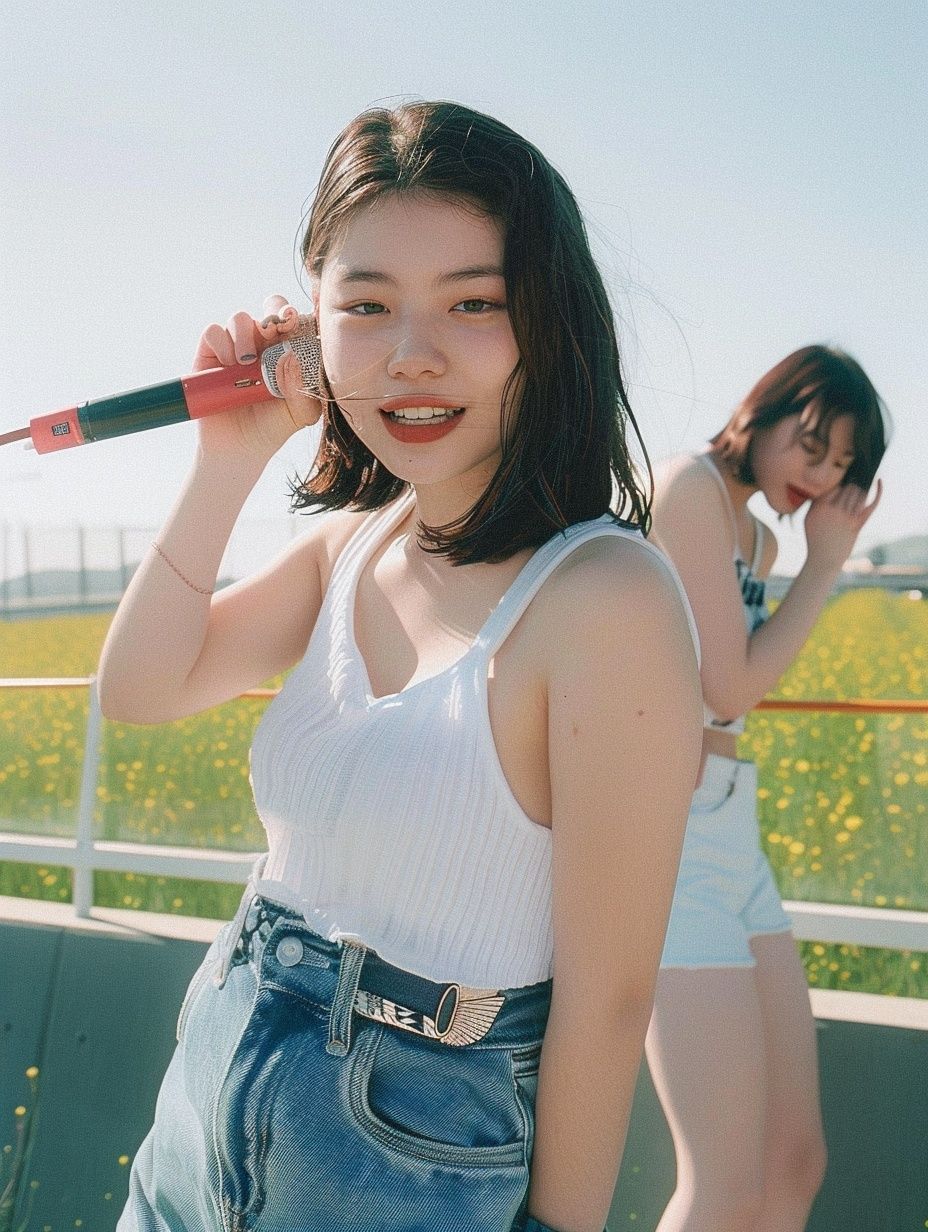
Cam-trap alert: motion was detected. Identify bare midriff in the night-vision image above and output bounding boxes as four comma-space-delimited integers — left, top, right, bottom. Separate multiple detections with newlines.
702, 726, 741, 763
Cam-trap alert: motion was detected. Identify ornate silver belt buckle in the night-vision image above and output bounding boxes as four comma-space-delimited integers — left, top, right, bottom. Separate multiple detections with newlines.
354, 983, 505, 1046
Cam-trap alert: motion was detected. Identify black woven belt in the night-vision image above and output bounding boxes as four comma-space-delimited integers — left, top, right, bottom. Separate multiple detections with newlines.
233, 896, 505, 1046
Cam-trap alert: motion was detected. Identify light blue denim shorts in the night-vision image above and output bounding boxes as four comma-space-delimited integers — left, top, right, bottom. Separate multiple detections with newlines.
117, 889, 557, 1232
660, 755, 793, 968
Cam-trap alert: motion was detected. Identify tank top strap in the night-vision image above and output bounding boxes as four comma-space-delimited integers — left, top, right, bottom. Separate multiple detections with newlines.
474, 517, 701, 666
326, 489, 417, 594
695, 452, 742, 561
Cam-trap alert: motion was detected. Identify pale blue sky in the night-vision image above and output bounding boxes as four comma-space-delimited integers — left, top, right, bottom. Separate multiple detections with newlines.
2, 0, 925, 576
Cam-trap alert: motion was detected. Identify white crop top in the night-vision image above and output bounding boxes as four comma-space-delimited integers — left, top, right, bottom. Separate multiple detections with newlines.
249, 491, 700, 988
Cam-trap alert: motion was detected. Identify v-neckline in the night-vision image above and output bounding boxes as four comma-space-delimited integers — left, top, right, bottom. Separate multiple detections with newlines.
345, 494, 534, 707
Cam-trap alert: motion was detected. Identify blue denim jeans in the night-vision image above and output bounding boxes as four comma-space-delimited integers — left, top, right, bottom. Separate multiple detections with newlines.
118, 893, 553, 1231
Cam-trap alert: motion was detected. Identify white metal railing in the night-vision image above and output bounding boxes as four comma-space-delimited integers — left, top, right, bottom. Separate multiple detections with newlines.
0, 677, 261, 915
1, 677, 927, 953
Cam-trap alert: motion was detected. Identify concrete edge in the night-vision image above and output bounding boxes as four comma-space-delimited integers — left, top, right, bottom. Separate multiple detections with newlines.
3, 897, 928, 1030
0, 894, 226, 943
809, 987, 928, 1031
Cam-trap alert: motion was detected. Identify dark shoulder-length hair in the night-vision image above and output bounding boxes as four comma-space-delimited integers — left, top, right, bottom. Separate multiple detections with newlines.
712, 345, 888, 490
289, 100, 650, 564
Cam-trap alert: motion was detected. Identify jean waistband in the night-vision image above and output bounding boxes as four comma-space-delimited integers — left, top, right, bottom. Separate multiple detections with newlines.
215, 886, 551, 1055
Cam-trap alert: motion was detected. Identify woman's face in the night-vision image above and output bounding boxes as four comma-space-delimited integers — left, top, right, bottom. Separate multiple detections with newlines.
314, 192, 520, 498
750, 410, 856, 514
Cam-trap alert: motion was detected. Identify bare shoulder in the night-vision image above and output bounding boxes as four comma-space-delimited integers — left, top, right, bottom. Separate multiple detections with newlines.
654, 453, 727, 519
534, 532, 702, 760
652, 453, 736, 565
549, 530, 681, 593
224, 507, 370, 628
532, 532, 698, 667
263, 506, 368, 586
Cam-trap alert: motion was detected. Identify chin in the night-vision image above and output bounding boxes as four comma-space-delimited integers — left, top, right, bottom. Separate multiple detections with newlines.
761, 489, 794, 518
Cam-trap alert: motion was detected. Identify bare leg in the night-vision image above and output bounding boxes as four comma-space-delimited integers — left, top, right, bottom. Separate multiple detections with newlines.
645, 966, 767, 1232
750, 931, 827, 1230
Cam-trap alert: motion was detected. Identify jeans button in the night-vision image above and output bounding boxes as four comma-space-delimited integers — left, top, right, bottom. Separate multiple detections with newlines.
276, 937, 304, 967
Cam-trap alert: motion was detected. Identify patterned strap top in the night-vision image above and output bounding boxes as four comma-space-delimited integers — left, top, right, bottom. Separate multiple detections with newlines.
696, 453, 770, 733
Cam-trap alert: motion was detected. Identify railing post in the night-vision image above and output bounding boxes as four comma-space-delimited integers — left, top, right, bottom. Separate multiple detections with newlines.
1, 521, 8, 614
73, 677, 103, 916
78, 524, 87, 603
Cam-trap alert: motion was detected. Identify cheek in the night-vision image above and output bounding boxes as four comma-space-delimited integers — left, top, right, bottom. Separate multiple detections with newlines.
750, 438, 778, 482
492, 325, 520, 379
475, 340, 520, 406
319, 324, 377, 399
320, 337, 349, 395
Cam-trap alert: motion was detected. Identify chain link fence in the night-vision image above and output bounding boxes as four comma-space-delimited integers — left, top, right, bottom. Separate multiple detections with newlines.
0, 518, 308, 615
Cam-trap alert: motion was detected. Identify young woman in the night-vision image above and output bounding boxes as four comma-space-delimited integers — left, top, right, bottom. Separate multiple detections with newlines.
646, 346, 887, 1232
99, 102, 703, 1232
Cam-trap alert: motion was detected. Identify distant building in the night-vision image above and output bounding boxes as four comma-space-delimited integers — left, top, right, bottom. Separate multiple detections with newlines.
864, 534, 928, 570
761, 535, 928, 602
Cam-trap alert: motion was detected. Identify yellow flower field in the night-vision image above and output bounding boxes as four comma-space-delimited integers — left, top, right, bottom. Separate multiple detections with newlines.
1, 588, 926, 995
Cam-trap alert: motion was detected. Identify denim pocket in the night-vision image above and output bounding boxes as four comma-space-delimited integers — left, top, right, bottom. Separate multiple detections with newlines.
347, 1025, 528, 1168
510, 1043, 542, 1163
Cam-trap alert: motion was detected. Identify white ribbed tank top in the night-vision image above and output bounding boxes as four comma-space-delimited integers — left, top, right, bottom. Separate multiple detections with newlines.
249, 491, 699, 988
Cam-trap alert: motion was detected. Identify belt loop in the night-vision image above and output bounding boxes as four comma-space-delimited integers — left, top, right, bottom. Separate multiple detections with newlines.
214, 888, 253, 989
214, 854, 267, 989
326, 939, 366, 1057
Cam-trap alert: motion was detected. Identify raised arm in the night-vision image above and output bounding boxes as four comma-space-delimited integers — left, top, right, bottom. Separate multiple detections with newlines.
97, 301, 326, 723
653, 458, 882, 723
526, 538, 703, 1232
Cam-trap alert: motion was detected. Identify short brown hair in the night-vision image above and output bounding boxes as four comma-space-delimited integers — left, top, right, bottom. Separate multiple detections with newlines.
712, 345, 888, 490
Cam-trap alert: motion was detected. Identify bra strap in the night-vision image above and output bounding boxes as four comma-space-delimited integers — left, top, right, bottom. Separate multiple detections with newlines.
695, 453, 742, 561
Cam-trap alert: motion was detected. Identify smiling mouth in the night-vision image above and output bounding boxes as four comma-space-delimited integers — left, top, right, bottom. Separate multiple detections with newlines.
787, 485, 814, 505
381, 406, 465, 424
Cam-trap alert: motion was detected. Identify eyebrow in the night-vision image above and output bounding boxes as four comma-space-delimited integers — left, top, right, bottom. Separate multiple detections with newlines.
337, 264, 505, 286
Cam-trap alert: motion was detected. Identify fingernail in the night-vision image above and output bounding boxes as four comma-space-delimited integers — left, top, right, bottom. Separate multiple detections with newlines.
240, 353, 257, 364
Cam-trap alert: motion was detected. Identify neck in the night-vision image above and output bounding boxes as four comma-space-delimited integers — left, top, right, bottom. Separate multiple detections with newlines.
406, 462, 499, 542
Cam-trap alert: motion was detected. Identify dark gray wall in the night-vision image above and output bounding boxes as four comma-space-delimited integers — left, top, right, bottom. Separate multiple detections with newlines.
2, 918, 925, 1230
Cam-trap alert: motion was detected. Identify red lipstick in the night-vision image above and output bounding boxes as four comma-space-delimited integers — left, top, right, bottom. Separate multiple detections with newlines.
380, 396, 465, 444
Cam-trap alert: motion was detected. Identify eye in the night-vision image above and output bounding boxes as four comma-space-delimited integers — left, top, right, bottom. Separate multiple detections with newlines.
347, 302, 386, 316
453, 298, 504, 314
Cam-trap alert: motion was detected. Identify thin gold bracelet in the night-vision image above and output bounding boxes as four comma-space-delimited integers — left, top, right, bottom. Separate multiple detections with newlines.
151, 542, 214, 596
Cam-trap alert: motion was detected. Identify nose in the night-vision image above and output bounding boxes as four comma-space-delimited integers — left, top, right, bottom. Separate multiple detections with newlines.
385, 320, 447, 381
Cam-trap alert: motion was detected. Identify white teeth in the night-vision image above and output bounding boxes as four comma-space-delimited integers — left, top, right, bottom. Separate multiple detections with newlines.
388, 406, 461, 421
